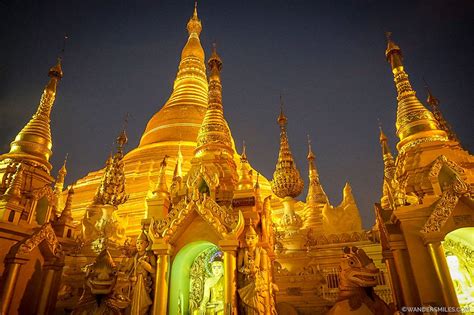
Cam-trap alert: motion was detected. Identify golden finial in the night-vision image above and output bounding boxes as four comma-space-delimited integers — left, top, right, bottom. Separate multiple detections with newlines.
3, 53, 65, 171
255, 172, 260, 189
241, 140, 247, 161
378, 123, 392, 156
277, 94, 287, 126
59, 185, 74, 223
378, 123, 396, 182
59, 153, 68, 174
237, 141, 253, 190
153, 155, 170, 196
307, 134, 315, 161
384, 33, 447, 152
187, 2, 202, 36
271, 101, 304, 199
195, 44, 234, 156
173, 141, 184, 178
305, 135, 328, 206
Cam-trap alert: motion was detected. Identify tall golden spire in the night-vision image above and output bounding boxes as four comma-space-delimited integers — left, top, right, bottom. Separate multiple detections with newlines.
379, 125, 396, 181
3, 58, 63, 171
424, 85, 460, 143
271, 100, 304, 198
385, 33, 447, 152
306, 135, 329, 205
195, 44, 234, 157
138, 4, 208, 147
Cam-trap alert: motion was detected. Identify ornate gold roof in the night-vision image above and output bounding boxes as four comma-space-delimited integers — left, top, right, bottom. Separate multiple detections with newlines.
271, 105, 304, 198
385, 33, 447, 152
1, 58, 63, 171
137, 4, 208, 150
195, 44, 234, 157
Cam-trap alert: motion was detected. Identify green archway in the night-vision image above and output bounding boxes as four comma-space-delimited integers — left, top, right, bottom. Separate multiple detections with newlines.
169, 241, 218, 315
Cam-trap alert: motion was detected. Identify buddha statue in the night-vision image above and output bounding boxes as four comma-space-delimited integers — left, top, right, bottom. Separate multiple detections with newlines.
237, 224, 274, 314
124, 230, 156, 315
199, 255, 225, 314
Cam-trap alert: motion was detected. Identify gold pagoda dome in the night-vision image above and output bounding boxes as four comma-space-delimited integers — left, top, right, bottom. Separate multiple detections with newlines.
132, 4, 208, 157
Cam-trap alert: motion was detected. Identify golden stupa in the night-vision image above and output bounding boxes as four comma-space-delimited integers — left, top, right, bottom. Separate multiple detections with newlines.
0, 5, 472, 315
69, 6, 272, 236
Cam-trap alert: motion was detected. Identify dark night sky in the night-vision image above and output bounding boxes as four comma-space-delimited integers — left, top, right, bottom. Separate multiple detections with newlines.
1, 0, 473, 229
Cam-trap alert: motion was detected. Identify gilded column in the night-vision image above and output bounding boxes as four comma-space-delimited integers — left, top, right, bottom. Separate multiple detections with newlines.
219, 239, 239, 314
153, 243, 173, 315
427, 242, 460, 311
391, 244, 421, 308
0, 256, 29, 315
36, 259, 64, 315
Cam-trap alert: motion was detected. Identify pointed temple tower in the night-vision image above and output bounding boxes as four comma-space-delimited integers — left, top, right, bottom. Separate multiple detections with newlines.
271, 104, 304, 232
69, 5, 273, 236
4, 5, 473, 315
375, 33, 474, 311
0, 58, 77, 315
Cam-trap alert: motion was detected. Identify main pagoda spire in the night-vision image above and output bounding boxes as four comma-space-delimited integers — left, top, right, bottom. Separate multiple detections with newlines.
2, 58, 63, 171
138, 3, 208, 148
385, 33, 447, 152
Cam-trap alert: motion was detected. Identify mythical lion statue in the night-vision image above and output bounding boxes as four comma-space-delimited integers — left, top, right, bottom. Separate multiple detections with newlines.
326, 246, 393, 315
72, 248, 130, 315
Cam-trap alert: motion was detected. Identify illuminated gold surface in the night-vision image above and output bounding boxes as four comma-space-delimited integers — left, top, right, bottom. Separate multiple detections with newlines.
270, 106, 304, 199
385, 33, 448, 152
138, 4, 207, 149
0, 59, 63, 171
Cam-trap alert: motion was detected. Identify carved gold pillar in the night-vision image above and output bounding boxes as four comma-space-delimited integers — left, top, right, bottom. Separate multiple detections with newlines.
152, 243, 173, 315
391, 247, 421, 307
219, 239, 239, 315
0, 256, 28, 315
36, 259, 64, 315
427, 242, 460, 311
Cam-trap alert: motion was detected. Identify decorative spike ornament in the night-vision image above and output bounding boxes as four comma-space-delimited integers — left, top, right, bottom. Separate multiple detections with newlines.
306, 135, 329, 206
3, 58, 63, 171
153, 155, 170, 197
385, 33, 447, 152
238, 141, 253, 190
270, 101, 304, 198
195, 44, 234, 157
